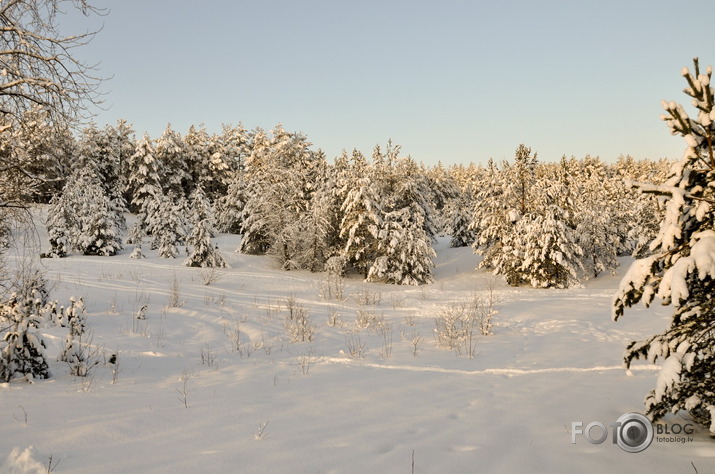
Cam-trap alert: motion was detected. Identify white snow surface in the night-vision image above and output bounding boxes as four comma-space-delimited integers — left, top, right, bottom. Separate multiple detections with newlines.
2, 229, 714, 473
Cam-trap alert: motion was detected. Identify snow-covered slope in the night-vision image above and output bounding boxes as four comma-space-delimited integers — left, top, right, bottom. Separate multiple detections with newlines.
1, 235, 712, 473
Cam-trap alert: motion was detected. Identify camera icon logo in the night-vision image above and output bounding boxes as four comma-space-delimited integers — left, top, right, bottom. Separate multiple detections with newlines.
614, 412, 654, 453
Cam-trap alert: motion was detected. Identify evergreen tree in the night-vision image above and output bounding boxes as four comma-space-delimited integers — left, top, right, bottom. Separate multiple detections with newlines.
339, 173, 383, 278
147, 193, 187, 258
71, 170, 124, 256
447, 192, 475, 248
613, 58, 715, 433
185, 187, 226, 268
58, 297, 95, 376
126, 133, 163, 225
184, 125, 213, 197
44, 193, 71, 258
367, 204, 436, 285
515, 203, 583, 288
0, 291, 50, 382
107, 119, 137, 206
215, 172, 246, 234
155, 124, 190, 197
470, 158, 520, 274
366, 155, 437, 284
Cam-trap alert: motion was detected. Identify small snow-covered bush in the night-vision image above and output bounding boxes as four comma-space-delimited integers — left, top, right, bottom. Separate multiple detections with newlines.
283, 297, 315, 343
434, 291, 495, 359
434, 302, 472, 354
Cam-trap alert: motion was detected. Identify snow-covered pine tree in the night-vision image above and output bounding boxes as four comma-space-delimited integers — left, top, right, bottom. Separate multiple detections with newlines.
147, 192, 187, 258
126, 133, 163, 226
613, 58, 715, 434
44, 192, 71, 258
106, 119, 136, 206
447, 192, 475, 248
272, 158, 333, 272
339, 172, 383, 278
515, 202, 583, 289
184, 125, 213, 197
572, 157, 620, 278
367, 203, 436, 285
237, 129, 272, 254
155, 124, 190, 197
424, 162, 459, 233
70, 169, 124, 256
628, 194, 663, 258
470, 159, 509, 268
0, 291, 50, 382
128, 224, 145, 259
184, 186, 226, 268
366, 155, 437, 285
470, 157, 525, 282
215, 172, 246, 234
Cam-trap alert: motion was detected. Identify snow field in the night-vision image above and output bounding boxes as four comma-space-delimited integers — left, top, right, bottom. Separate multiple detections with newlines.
1, 236, 713, 473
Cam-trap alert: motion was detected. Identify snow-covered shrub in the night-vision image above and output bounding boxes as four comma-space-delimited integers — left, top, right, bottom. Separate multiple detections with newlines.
318, 273, 346, 301
283, 296, 315, 343
614, 58, 715, 434
434, 302, 476, 357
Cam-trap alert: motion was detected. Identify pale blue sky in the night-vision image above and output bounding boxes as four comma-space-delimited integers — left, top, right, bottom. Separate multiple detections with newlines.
65, 0, 713, 165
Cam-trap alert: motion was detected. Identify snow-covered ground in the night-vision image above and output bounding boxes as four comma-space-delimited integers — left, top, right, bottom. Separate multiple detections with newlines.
2, 232, 714, 473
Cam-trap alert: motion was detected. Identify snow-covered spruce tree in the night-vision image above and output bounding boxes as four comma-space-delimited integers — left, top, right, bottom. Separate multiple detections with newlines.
339, 172, 383, 278
155, 124, 190, 197
0, 292, 50, 382
184, 187, 226, 268
126, 133, 163, 225
44, 193, 71, 258
470, 159, 511, 269
215, 172, 246, 234
572, 157, 620, 278
366, 155, 437, 285
147, 192, 187, 258
107, 119, 137, 206
184, 125, 217, 198
515, 203, 583, 289
613, 58, 715, 434
447, 192, 475, 248
471, 146, 538, 283
70, 170, 124, 256
367, 204, 436, 285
